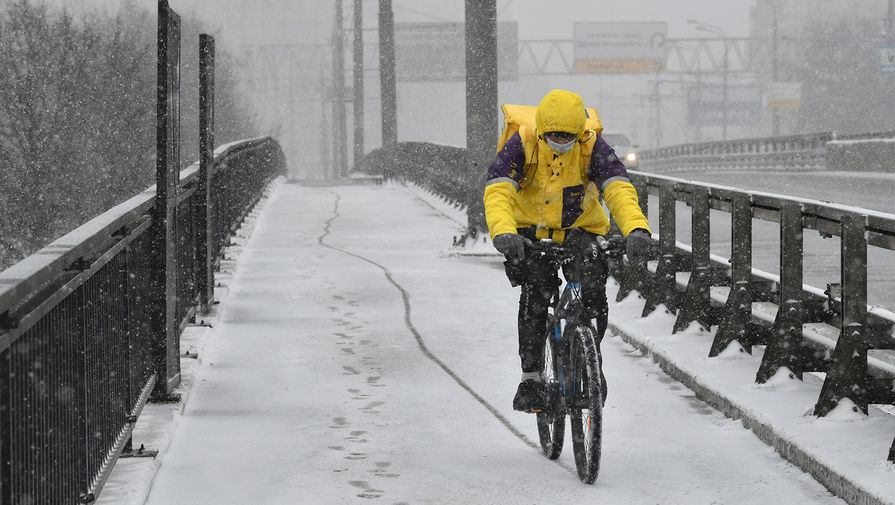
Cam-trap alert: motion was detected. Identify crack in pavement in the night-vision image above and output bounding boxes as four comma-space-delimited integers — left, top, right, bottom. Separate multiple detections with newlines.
317, 188, 577, 478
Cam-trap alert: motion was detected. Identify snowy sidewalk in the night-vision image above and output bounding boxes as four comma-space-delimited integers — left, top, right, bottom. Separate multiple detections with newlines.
102, 181, 853, 504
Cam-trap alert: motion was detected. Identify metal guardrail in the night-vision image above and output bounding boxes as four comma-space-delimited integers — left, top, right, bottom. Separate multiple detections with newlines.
361, 141, 468, 208
613, 170, 895, 461
0, 136, 285, 504
639, 130, 895, 172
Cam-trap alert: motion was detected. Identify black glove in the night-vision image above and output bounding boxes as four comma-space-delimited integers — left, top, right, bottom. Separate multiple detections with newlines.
492, 233, 532, 261
626, 228, 651, 260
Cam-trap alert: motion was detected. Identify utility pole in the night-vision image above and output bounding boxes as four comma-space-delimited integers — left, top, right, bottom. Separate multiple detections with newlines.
464, 0, 497, 234
378, 0, 397, 147
320, 71, 330, 179
771, 0, 780, 136
722, 39, 729, 141
353, 0, 364, 169
332, 0, 347, 179
889, 0, 894, 43
689, 20, 728, 141
654, 71, 661, 146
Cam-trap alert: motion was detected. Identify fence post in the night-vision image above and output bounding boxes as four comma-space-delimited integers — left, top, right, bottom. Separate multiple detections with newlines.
150, 0, 182, 398
197, 34, 215, 313
710, 193, 753, 355
815, 215, 873, 415
674, 186, 712, 332
615, 177, 651, 300
641, 183, 678, 315
756, 203, 807, 382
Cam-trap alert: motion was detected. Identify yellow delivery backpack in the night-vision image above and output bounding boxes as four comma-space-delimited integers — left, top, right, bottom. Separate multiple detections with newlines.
496, 103, 604, 189
496, 103, 604, 152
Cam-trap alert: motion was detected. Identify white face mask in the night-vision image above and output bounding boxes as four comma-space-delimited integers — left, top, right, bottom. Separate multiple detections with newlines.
545, 136, 576, 153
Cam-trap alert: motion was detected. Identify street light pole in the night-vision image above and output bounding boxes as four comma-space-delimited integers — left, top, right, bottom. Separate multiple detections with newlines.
770, 0, 780, 136
689, 20, 728, 141
722, 39, 728, 140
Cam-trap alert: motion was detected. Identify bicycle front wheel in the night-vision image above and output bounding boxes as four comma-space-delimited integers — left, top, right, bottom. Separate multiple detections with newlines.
536, 324, 564, 460
568, 324, 603, 484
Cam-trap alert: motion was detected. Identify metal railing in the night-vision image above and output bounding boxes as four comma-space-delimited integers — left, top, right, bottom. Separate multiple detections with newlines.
613, 170, 895, 461
361, 141, 469, 207
0, 137, 285, 504
639, 130, 895, 172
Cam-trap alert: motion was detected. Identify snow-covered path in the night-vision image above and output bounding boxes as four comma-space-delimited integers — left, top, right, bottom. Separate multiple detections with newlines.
141, 182, 844, 504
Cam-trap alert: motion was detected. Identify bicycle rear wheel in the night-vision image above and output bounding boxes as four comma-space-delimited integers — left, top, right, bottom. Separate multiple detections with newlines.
536, 324, 564, 459
568, 324, 603, 483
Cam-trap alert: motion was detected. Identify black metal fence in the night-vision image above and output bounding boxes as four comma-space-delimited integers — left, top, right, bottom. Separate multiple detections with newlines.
0, 136, 285, 504
360, 141, 468, 206
639, 130, 895, 172
613, 171, 895, 461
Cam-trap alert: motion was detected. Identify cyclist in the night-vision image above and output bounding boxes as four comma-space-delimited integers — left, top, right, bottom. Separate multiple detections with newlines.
483, 89, 652, 412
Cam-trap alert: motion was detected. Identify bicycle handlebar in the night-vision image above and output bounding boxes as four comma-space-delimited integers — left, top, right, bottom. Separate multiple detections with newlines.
526, 234, 625, 262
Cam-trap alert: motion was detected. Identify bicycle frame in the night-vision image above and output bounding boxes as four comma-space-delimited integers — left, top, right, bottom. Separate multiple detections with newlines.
530, 238, 611, 483
532, 243, 593, 407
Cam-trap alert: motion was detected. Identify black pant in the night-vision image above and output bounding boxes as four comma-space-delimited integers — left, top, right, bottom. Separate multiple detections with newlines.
513, 228, 609, 374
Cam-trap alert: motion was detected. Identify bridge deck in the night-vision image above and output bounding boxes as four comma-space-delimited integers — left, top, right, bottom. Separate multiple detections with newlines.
98, 180, 887, 504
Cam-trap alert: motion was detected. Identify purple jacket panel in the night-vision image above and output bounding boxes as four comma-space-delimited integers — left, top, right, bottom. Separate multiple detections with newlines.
588, 135, 630, 188
486, 132, 526, 184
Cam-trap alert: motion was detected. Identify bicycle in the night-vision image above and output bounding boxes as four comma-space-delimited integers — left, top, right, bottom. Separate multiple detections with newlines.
528, 235, 624, 484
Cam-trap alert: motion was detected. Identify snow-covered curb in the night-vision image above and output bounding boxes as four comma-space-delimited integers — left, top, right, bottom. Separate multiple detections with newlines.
94, 178, 284, 505
605, 281, 895, 505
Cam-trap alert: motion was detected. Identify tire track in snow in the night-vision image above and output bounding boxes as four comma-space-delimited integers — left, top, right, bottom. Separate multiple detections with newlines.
317, 189, 577, 477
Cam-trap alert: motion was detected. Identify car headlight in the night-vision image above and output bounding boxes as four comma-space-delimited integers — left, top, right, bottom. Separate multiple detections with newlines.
625, 152, 637, 163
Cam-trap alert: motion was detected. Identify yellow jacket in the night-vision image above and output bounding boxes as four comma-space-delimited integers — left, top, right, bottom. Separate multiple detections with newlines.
483, 89, 650, 243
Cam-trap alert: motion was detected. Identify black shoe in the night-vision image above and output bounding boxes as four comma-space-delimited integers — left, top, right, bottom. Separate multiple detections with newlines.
513, 379, 545, 412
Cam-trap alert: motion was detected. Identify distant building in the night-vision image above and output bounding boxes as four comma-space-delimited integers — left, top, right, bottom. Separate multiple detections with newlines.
749, 0, 893, 135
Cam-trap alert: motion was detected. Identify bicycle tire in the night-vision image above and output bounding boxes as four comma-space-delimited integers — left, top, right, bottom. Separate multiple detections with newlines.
536, 325, 565, 459
568, 324, 603, 483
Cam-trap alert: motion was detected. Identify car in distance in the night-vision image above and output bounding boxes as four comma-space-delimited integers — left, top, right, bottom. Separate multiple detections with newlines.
601, 132, 639, 169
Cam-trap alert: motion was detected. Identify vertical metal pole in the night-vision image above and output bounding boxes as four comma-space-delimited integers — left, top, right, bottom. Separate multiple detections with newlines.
0, 352, 9, 505
841, 215, 868, 328
654, 74, 661, 147
332, 0, 347, 178
197, 34, 215, 312
320, 64, 330, 179
642, 183, 677, 316
353, 0, 364, 169
673, 186, 712, 332
770, 0, 780, 136
378, 0, 397, 147
722, 39, 728, 141
464, 0, 498, 233
695, 60, 702, 143
815, 214, 870, 415
779, 203, 803, 307
152, 0, 181, 396
756, 202, 804, 382
889, 0, 895, 43
691, 187, 710, 266
710, 193, 752, 355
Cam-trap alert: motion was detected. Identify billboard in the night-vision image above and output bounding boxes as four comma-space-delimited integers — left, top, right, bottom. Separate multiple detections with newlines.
394, 22, 518, 82
766, 82, 802, 109
880, 46, 895, 73
688, 85, 762, 126
573, 22, 667, 73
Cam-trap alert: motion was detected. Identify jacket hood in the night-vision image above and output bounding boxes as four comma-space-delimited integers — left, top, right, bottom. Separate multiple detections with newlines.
535, 89, 586, 138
